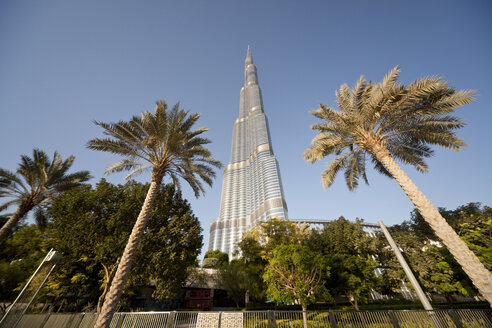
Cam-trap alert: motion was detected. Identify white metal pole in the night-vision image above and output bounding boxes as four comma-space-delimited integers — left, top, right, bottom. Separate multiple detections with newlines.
378, 220, 433, 310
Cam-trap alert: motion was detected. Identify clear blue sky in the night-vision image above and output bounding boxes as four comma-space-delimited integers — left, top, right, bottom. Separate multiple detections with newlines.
1, 0, 491, 256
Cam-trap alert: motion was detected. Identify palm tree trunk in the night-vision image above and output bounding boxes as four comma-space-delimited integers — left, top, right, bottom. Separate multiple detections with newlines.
0, 205, 30, 241
369, 143, 492, 306
94, 180, 161, 328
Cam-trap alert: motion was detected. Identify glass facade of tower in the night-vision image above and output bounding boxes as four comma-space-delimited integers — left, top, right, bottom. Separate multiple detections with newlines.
208, 49, 288, 257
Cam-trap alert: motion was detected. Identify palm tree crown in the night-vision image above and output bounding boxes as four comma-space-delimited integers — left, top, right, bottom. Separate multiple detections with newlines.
304, 66, 474, 190
88, 100, 221, 196
0, 149, 91, 240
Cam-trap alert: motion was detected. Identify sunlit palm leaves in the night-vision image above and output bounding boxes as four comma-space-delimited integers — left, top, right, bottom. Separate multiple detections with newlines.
304, 66, 474, 190
87, 101, 221, 196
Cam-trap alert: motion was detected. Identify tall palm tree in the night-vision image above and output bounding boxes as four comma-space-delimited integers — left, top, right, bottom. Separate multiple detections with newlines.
0, 149, 91, 241
88, 100, 221, 328
304, 66, 492, 305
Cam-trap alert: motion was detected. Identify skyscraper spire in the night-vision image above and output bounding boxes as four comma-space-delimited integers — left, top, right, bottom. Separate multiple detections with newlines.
208, 49, 288, 257
244, 47, 258, 87
245, 45, 253, 65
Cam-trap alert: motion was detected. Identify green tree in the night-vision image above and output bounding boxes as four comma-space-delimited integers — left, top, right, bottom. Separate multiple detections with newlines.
48, 180, 135, 310
202, 258, 219, 268
88, 101, 221, 328
458, 219, 492, 272
243, 217, 309, 256
216, 260, 249, 308
264, 244, 329, 328
236, 217, 308, 304
304, 67, 492, 304
48, 179, 203, 311
307, 217, 380, 310
204, 250, 229, 267
0, 149, 91, 241
236, 236, 267, 304
0, 224, 50, 306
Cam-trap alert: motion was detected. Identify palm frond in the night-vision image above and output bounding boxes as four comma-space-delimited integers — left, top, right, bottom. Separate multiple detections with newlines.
386, 139, 432, 172
336, 84, 352, 113
105, 160, 144, 174
0, 200, 19, 211
124, 165, 153, 180
344, 150, 368, 191
381, 66, 401, 89
53, 171, 92, 192
304, 133, 350, 162
0, 168, 27, 194
371, 158, 393, 179
320, 151, 354, 188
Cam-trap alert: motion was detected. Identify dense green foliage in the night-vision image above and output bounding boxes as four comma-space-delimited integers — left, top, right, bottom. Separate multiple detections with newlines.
236, 217, 308, 304
410, 203, 492, 272
0, 225, 50, 305
204, 250, 229, 267
1, 182, 489, 312
238, 217, 378, 310
0, 179, 203, 311
264, 244, 330, 307
383, 223, 473, 303
307, 217, 381, 310
234, 205, 490, 310
49, 179, 202, 308
216, 260, 250, 307
202, 258, 219, 268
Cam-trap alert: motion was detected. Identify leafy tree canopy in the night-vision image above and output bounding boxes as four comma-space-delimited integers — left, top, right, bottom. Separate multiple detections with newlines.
202, 258, 219, 269
216, 260, 250, 308
242, 217, 309, 257
263, 244, 330, 315
0, 224, 50, 303
307, 217, 380, 310
236, 217, 309, 304
204, 250, 229, 267
383, 203, 491, 302
47, 179, 202, 309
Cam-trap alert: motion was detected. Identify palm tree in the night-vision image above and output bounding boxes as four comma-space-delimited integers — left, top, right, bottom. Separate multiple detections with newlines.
88, 100, 221, 328
304, 66, 492, 305
0, 149, 91, 241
